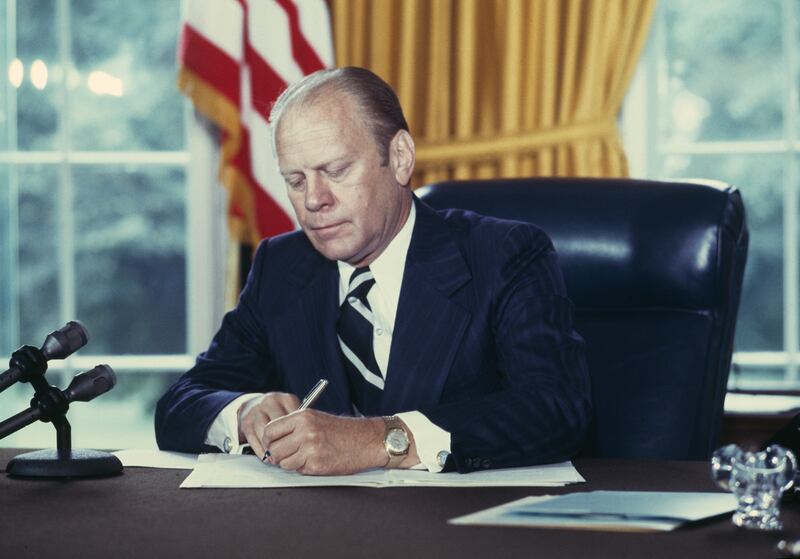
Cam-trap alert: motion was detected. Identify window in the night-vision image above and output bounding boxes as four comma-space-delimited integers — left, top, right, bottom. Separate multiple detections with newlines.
623, 0, 799, 389
0, 0, 224, 449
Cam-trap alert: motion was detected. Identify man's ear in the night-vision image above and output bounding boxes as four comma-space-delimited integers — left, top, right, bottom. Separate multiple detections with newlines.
389, 130, 415, 187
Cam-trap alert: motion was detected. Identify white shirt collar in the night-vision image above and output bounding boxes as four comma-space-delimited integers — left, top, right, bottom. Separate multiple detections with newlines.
337, 201, 416, 300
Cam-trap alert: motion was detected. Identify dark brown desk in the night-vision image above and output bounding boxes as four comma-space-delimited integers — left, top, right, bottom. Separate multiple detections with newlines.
1, 448, 798, 558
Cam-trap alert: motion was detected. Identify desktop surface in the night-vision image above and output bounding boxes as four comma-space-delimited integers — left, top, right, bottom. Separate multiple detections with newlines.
1, 449, 798, 558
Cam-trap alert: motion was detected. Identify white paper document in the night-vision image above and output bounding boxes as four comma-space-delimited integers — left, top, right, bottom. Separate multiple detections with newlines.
113, 449, 199, 470
449, 491, 738, 532
179, 453, 585, 489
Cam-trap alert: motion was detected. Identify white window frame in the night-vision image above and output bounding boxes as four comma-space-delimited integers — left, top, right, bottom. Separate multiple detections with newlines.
622, 0, 800, 389
2, 0, 226, 383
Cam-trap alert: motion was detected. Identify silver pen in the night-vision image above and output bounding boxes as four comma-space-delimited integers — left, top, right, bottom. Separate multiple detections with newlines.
262, 378, 329, 462
299, 378, 329, 411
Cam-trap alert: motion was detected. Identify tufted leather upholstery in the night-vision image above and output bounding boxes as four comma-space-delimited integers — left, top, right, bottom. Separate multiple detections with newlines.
419, 177, 749, 460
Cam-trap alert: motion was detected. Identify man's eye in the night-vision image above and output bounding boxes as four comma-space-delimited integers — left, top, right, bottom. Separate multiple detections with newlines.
287, 178, 305, 190
327, 166, 348, 179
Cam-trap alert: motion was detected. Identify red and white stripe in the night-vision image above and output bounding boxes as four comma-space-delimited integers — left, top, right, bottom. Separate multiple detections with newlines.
180, 0, 334, 241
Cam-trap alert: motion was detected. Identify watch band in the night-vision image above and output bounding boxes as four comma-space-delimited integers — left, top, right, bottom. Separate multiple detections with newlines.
382, 415, 409, 469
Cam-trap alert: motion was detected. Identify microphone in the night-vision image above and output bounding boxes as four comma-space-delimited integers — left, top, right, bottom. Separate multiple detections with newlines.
63, 364, 116, 402
0, 321, 89, 394
41, 320, 90, 360
2, 362, 123, 478
0, 365, 116, 440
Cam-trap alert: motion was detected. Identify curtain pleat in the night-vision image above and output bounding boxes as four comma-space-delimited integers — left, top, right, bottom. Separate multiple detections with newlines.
330, 0, 656, 184
397, 0, 419, 127
454, 0, 476, 179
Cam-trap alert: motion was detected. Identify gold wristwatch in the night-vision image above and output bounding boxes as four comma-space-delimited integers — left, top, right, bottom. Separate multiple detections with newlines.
382, 416, 410, 468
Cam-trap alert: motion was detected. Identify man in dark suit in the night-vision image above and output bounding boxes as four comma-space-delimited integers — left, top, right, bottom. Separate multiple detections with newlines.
155, 67, 591, 474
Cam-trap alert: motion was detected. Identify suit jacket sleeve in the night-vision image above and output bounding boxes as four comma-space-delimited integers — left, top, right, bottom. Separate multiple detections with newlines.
154, 240, 277, 452
421, 223, 591, 473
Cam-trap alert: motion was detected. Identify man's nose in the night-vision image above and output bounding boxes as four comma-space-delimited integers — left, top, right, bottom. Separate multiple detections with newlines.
304, 173, 334, 211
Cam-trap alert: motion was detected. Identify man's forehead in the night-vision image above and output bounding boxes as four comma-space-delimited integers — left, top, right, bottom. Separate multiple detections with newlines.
277, 117, 348, 161
276, 94, 374, 171
278, 94, 354, 139
283, 89, 359, 126
279, 116, 343, 147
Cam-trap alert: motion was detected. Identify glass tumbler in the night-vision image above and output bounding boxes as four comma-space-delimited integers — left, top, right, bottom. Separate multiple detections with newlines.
711, 444, 797, 530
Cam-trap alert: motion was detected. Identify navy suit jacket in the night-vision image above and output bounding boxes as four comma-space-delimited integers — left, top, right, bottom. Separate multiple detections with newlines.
155, 197, 591, 473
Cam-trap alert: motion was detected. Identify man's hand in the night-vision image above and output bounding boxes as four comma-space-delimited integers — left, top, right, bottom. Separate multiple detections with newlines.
238, 392, 300, 459
262, 410, 419, 475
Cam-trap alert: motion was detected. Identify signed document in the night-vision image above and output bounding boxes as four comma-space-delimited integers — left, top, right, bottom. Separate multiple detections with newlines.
179, 454, 585, 489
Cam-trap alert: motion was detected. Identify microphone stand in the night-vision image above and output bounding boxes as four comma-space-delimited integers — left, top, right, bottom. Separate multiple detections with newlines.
1, 347, 122, 478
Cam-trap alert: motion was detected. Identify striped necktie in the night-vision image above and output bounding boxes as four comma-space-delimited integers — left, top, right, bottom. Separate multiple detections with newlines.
336, 267, 384, 415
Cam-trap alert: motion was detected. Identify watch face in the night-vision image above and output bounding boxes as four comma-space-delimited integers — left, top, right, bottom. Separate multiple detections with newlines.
386, 429, 409, 454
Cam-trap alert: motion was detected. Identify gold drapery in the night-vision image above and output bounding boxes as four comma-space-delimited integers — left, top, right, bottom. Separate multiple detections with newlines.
330, 0, 656, 185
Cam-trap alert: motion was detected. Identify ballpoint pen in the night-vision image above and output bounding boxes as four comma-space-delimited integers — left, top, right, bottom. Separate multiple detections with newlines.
262, 378, 329, 462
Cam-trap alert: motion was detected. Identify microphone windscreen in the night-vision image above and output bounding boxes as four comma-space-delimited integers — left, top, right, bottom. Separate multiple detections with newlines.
40, 321, 89, 360
64, 364, 116, 403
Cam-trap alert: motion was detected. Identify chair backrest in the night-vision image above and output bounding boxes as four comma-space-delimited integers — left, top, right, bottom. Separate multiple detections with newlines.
419, 177, 749, 460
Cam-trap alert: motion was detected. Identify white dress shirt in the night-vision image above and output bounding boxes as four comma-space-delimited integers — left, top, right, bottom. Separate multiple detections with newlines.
206, 203, 451, 472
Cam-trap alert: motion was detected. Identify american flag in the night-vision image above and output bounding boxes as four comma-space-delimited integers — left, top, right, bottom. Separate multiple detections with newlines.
178, 0, 334, 246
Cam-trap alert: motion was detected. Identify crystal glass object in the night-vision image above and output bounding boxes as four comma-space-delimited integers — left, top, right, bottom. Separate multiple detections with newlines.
711, 444, 797, 530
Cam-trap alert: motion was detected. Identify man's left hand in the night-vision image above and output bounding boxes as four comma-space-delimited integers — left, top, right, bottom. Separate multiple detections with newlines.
261, 410, 416, 475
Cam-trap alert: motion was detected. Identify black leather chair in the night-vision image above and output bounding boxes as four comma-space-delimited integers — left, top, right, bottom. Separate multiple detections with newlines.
418, 177, 748, 460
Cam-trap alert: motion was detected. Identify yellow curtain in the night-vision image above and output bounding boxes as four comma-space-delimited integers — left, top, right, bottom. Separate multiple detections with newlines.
330, 0, 656, 185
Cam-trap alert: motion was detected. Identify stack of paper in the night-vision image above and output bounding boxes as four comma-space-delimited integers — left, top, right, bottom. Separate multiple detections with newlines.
449, 491, 738, 532
179, 453, 585, 489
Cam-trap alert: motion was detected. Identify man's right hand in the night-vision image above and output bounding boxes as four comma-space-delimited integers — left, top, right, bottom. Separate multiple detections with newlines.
238, 392, 301, 459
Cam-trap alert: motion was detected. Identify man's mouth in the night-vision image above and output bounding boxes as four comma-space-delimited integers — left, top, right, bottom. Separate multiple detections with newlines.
311, 222, 346, 238
312, 222, 345, 231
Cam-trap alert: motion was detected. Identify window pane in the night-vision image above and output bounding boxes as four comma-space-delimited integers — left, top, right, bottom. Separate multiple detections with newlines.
69, 0, 184, 150
661, 154, 783, 351
0, 370, 182, 449
662, 0, 783, 142
73, 165, 186, 354
0, 165, 60, 355
18, 165, 61, 345
15, 0, 60, 150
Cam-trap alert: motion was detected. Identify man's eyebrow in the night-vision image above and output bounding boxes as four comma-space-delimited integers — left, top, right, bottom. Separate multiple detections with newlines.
314, 158, 349, 171
280, 158, 349, 177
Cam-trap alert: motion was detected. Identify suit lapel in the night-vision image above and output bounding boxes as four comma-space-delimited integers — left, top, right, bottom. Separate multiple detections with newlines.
382, 199, 473, 413
280, 247, 352, 414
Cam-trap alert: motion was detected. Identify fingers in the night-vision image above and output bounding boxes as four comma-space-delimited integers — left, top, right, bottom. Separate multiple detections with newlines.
241, 411, 268, 458
237, 392, 301, 459
263, 409, 305, 445
258, 392, 301, 421
263, 411, 316, 469
282, 393, 302, 412
266, 432, 303, 468
255, 410, 383, 476
261, 410, 306, 464
244, 426, 266, 461
238, 397, 266, 458
276, 450, 309, 473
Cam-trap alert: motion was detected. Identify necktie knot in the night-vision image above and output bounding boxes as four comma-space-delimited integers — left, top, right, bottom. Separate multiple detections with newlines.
347, 267, 375, 303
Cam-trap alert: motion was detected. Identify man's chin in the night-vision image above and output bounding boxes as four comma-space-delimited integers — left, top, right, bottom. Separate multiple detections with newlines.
309, 238, 356, 263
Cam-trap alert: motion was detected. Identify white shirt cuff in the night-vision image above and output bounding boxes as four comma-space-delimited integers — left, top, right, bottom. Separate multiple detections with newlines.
204, 393, 262, 453
396, 410, 451, 473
